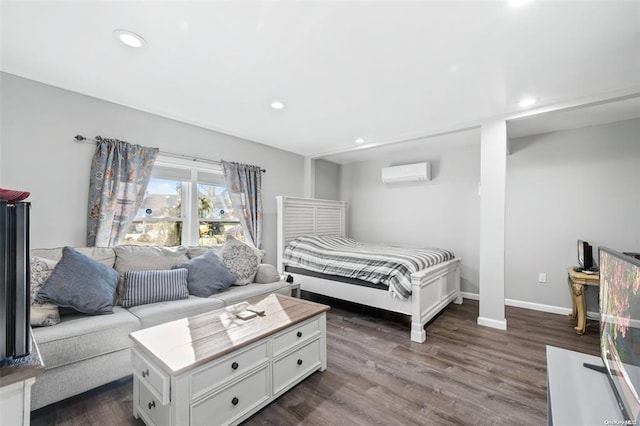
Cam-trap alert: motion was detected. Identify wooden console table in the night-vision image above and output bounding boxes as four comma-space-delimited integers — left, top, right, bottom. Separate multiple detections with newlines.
567, 268, 600, 334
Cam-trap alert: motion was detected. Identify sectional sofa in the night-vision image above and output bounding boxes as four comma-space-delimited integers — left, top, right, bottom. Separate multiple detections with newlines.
29, 245, 292, 411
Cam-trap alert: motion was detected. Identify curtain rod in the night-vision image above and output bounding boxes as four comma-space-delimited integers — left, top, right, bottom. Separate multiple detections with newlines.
73, 135, 266, 173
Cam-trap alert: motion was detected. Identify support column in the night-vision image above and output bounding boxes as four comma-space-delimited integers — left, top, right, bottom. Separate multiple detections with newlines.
478, 119, 507, 330
303, 156, 315, 198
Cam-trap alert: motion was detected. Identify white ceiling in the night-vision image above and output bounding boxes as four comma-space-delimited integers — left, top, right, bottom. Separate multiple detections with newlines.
2, 1, 639, 160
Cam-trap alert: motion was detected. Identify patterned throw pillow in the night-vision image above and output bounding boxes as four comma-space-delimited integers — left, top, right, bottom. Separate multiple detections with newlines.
220, 236, 264, 285
121, 269, 189, 308
37, 247, 120, 315
30, 256, 61, 327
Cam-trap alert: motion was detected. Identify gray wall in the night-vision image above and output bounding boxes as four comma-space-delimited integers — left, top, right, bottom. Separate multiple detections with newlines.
506, 118, 640, 309
315, 159, 341, 200
337, 118, 640, 309
339, 141, 481, 294
0, 73, 305, 264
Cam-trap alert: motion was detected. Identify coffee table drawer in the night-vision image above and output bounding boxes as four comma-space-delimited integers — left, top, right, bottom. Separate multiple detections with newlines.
190, 365, 270, 426
133, 349, 170, 405
273, 317, 320, 356
138, 379, 171, 426
190, 341, 269, 399
273, 338, 321, 396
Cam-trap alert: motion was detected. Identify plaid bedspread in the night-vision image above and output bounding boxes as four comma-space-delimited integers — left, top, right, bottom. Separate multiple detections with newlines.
282, 235, 455, 299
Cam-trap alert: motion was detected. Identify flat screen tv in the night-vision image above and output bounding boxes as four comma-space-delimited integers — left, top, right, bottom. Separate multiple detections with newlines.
578, 240, 594, 271
591, 247, 640, 422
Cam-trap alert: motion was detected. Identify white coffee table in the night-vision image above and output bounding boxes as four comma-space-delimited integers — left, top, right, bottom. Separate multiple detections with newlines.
129, 294, 329, 426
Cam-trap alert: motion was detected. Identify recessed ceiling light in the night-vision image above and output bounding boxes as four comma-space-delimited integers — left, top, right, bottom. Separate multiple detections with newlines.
270, 101, 286, 110
518, 97, 538, 108
355, 138, 365, 144
113, 29, 146, 48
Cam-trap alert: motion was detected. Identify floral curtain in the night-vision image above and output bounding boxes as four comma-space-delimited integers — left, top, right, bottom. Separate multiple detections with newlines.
87, 137, 158, 247
222, 161, 263, 249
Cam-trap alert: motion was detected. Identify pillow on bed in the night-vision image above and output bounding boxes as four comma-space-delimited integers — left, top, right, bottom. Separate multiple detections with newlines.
220, 236, 264, 285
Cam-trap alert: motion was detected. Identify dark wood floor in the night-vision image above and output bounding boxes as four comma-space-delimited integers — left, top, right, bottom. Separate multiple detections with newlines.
31, 296, 598, 426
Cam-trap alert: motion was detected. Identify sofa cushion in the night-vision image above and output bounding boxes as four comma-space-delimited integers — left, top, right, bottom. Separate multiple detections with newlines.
30, 256, 60, 327
220, 236, 263, 285
31, 306, 140, 369
37, 247, 119, 315
173, 250, 236, 297
121, 269, 189, 308
254, 264, 281, 284
209, 281, 291, 306
31, 247, 116, 268
113, 245, 189, 273
127, 296, 225, 329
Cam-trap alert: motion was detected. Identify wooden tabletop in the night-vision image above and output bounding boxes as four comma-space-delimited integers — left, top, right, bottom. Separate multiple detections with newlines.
567, 268, 600, 285
130, 294, 330, 375
0, 333, 45, 387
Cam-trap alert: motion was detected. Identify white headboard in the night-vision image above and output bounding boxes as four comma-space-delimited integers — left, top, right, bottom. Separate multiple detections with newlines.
276, 196, 347, 273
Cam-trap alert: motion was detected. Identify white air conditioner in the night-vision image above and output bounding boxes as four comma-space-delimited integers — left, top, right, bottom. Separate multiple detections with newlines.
381, 162, 431, 183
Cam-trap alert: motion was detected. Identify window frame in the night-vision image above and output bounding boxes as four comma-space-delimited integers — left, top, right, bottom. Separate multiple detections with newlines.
138, 154, 237, 247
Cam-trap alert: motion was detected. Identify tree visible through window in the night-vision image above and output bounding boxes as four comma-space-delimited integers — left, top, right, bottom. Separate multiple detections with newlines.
197, 183, 244, 245
123, 158, 243, 247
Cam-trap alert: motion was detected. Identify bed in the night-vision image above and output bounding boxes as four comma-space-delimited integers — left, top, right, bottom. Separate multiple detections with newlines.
276, 196, 462, 343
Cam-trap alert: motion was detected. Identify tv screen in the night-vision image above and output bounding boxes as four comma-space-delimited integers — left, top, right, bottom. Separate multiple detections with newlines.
599, 247, 640, 421
579, 240, 594, 270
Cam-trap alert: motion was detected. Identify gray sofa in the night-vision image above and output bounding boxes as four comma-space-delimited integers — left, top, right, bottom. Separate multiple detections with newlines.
30, 245, 292, 410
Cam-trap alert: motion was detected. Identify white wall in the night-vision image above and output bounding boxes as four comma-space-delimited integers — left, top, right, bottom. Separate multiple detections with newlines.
506, 118, 640, 309
315, 159, 340, 201
339, 139, 481, 294
0, 73, 305, 264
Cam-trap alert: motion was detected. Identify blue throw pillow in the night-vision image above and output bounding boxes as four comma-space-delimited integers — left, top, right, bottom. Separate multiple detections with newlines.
121, 269, 189, 308
173, 250, 236, 297
37, 246, 119, 315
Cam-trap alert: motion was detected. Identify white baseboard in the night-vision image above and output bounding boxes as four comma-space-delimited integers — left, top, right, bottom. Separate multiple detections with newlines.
477, 316, 507, 330
460, 291, 576, 318
461, 291, 479, 301
461, 291, 598, 318
504, 298, 572, 316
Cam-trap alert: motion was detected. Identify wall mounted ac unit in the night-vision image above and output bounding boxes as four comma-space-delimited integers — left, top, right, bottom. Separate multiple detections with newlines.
381, 162, 431, 183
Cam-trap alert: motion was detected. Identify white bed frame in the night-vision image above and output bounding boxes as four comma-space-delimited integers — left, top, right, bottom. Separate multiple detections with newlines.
276, 196, 462, 343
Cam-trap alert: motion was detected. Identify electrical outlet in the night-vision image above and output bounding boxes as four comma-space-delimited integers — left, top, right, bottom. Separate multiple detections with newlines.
538, 273, 547, 283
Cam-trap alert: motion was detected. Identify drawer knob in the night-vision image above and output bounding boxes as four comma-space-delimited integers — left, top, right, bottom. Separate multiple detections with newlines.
297, 359, 303, 366
231, 361, 239, 370
296, 331, 302, 338
141, 369, 149, 378
232, 397, 239, 406
148, 400, 156, 410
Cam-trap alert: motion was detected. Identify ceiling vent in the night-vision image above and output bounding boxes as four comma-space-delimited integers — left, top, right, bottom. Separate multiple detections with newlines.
381, 162, 431, 184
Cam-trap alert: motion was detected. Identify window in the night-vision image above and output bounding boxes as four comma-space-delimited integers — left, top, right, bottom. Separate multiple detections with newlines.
123, 156, 243, 247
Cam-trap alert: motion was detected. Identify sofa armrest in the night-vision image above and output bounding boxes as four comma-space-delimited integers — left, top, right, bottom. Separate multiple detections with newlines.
254, 263, 281, 284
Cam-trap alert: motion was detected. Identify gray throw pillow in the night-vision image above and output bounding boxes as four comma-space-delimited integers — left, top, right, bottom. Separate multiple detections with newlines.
37, 246, 119, 315
121, 269, 189, 308
172, 250, 236, 297
254, 264, 281, 284
220, 236, 263, 285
